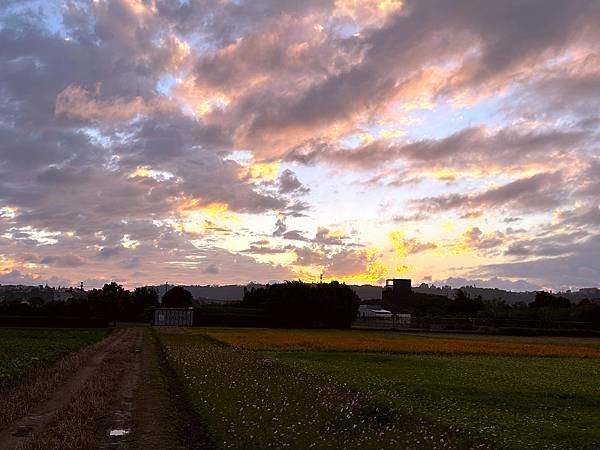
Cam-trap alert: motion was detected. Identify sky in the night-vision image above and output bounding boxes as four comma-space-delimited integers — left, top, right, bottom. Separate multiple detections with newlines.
0, 0, 599, 291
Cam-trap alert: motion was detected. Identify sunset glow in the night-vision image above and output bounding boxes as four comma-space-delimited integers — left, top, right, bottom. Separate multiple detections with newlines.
1, 0, 599, 290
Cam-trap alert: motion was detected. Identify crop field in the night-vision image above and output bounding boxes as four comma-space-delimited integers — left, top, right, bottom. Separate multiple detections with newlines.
158, 327, 600, 449
0, 327, 106, 388
203, 327, 600, 357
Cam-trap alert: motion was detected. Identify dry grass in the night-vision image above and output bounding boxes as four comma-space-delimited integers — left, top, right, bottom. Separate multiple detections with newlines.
203, 328, 600, 358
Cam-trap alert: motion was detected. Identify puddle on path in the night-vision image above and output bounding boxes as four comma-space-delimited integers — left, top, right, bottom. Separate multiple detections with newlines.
108, 429, 130, 437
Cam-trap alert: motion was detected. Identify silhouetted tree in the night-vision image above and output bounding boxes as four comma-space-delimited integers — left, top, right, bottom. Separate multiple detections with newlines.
88, 282, 130, 321
133, 286, 159, 308
131, 286, 160, 320
162, 286, 193, 308
448, 289, 484, 315
530, 291, 571, 309
242, 281, 360, 328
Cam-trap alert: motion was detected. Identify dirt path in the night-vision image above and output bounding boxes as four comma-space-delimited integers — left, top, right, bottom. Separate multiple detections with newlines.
98, 329, 143, 449
0, 326, 213, 449
0, 328, 146, 449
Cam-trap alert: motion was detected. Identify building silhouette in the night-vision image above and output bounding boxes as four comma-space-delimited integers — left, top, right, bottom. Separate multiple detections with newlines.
382, 278, 412, 305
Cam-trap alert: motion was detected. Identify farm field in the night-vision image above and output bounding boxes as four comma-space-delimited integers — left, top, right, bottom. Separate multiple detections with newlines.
0, 327, 106, 388
161, 327, 600, 449
157, 327, 485, 449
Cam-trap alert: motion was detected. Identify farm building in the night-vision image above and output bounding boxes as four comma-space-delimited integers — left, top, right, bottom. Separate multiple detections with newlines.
153, 307, 194, 326
359, 304, 393, 319
357, 305, 412, 327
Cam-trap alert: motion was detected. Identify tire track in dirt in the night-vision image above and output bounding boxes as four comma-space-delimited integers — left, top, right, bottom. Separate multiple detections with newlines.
98, 328, 144, 449
0, 328, 130, 449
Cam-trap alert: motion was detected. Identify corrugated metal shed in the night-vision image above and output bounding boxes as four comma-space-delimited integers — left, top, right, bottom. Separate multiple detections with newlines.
153, 308, 194, 326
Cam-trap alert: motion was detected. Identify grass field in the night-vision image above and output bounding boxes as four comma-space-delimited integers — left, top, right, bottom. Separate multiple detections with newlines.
0, 327, 106, 388
158, 327, 600, 449
157, 328, 483, 449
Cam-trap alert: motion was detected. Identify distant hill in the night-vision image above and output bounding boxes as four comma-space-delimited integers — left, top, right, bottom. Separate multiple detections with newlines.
413, 285, 600, 304
412, 285, 536, 304
156, 284, 247, 302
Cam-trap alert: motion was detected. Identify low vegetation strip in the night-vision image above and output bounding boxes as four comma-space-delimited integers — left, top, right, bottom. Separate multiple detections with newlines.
0, 327, 106, 389
203, 328, 600, 357
136, 329, 215, 449
157, 328, 488, 449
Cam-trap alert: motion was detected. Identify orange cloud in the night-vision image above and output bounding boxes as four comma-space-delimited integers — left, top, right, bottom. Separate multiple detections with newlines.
55, 84, 172, 123
389, 231, 437, 258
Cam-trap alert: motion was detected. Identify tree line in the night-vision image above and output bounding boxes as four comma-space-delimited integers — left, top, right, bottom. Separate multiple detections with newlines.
2, 280, 598, 330
382, 289, 600, 326
0, 283, 193, 322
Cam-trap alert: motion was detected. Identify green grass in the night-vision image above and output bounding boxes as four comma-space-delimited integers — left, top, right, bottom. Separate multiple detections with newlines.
157, 329, 488, 449
0, 327, 106, 388
157, 327, 600, 449
271, 351, 600, 449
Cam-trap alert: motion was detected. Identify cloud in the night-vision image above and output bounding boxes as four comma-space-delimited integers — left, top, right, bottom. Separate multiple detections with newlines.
410, 172, 565, 217
118, 257, 141, 269
463, 227, 504, 253
504, 231, 589, 258
208, 0, 600, 155
291, 245, 388, 283
0, 269, 70, 287
282, 230, 311, 242
55, 83, 172, 123
389, 231, 437, 257
203, 263, 219, 274
469, 229, 600, 290
314, 227, 349, 246
240, 245, 290, 255
278, 169, 309, 194
95, 246, 124, 259
40, 255, 86, 268
287, 125, 588, 179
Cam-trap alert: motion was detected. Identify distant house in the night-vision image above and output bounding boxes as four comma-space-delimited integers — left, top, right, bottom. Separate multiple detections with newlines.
54, 287, 81, 302
358, 304, 411, 326
153, 307, 194, 326
359, 304, 393, 319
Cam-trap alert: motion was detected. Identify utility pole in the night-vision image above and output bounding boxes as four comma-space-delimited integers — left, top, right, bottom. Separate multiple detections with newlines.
80, 281, 84, 299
